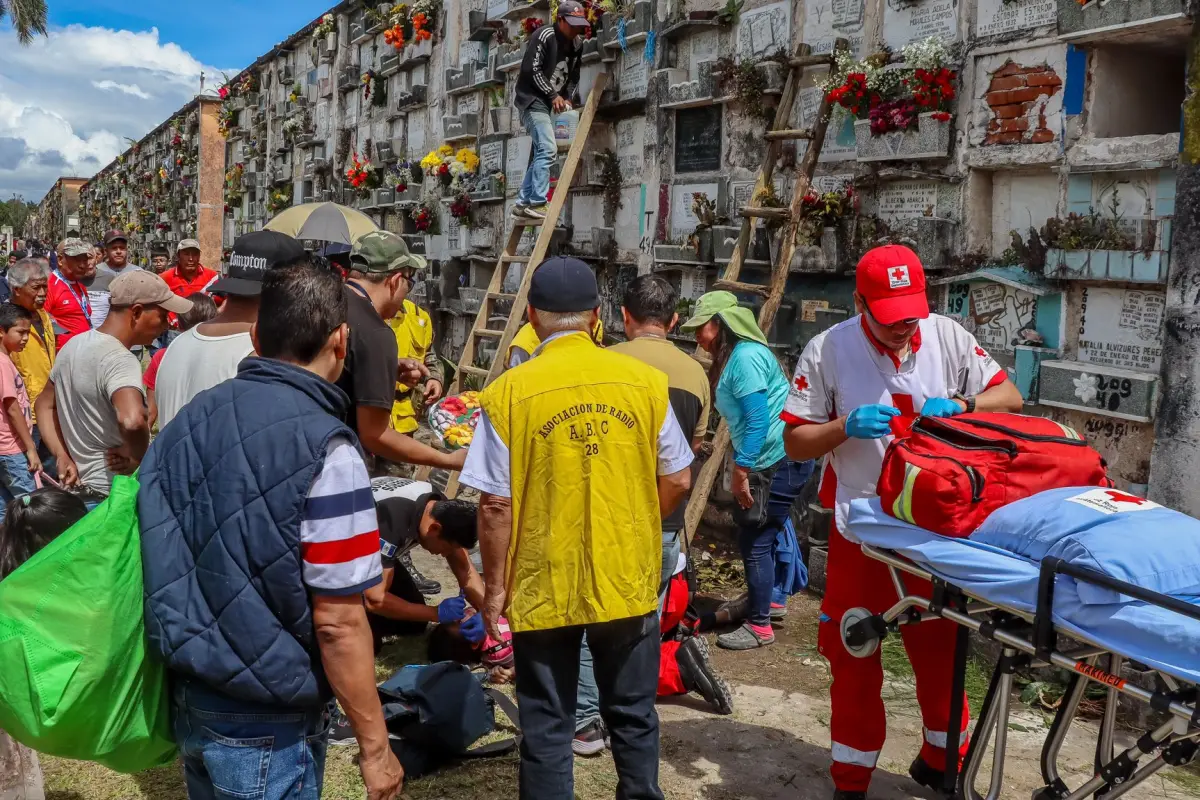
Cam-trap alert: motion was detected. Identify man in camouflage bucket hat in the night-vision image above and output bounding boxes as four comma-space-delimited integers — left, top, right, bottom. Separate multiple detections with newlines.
339, 231, 465, 477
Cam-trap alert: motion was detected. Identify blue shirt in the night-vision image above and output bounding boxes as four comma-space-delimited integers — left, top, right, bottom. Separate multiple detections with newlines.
715, 341, 789, 471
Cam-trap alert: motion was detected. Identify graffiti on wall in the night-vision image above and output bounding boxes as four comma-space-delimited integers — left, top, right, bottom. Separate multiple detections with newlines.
945, 281, 1037, 354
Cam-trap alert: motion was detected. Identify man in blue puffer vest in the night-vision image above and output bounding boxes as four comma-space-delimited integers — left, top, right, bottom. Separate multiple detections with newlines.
139, 257, 404, 800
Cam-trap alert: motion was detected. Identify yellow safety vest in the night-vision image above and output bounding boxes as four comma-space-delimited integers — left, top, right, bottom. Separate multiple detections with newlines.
506, 319, 604, 367
388, 300, 434, 434
480, 331, 669, 632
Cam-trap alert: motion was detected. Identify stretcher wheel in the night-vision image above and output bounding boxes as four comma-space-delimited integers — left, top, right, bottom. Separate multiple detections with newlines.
840, 607, 880, 659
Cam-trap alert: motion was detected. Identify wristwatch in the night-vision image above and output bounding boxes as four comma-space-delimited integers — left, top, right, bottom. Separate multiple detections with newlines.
954, 393, 976, 413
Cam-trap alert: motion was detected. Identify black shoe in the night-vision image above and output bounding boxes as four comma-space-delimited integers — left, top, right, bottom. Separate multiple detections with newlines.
833, 792, 866, 800
909, 757, 950, 794
677, 635, 734, 715
328, 708, 355, 746
401, 551, 441, 595
572, 719, 608, 756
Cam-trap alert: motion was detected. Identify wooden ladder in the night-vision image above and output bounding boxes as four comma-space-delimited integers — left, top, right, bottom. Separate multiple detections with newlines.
419, 73, 610, 496
680, 39, 849, 546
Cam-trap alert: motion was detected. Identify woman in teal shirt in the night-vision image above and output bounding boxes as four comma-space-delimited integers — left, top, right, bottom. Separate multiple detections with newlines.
683, 291, 814, 650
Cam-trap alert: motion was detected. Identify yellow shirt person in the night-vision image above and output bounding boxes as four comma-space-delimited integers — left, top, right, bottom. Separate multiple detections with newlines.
387, 299, 443, 433
505, 318, 604, 370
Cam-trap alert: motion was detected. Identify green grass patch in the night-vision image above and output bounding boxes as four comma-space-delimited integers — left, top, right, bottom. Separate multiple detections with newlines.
880, 635, 992, 716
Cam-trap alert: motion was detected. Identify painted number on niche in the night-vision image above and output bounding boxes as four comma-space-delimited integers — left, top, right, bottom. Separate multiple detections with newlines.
1096, 375, 1132, 412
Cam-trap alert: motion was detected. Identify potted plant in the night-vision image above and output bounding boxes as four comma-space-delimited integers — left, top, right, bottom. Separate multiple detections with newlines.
823, 37, 956, 162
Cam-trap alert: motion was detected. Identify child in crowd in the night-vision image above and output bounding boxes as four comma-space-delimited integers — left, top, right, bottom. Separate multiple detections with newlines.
144, 292, 218, 430
0, 303, 42, 519
0, 488, 89, 580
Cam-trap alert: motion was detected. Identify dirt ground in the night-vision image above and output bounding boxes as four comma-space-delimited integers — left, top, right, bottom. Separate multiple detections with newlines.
40, 548, 1200, 799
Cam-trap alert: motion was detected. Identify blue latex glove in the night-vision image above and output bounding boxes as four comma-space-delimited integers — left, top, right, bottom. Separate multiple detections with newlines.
460, 613, 486, 644
437, 596, 467, 625
845, 404, 901, 439
921, 397, 965, 418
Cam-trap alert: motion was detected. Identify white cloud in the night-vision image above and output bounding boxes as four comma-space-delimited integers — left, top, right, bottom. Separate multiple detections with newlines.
0, 24, 229, 203
91, 80, 152, 100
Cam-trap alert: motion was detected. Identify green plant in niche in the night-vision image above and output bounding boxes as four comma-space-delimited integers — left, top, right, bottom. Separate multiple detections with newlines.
716, 55, 773, 123
597, 149, 623, 224
717, 0, 744, 24
754, 184, 787, 232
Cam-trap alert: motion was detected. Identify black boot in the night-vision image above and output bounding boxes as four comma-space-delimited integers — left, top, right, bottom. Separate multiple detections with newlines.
676, 635, 734, 715
909, 757, 952, 795
401, 551, 441, 595
833, 791, 866, 800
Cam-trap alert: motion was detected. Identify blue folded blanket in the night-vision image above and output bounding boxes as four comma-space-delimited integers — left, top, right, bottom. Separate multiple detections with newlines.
970, 487, 1200, 605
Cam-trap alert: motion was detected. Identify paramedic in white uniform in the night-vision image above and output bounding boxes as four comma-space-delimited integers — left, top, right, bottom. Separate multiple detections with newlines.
780, 244, 1023, 800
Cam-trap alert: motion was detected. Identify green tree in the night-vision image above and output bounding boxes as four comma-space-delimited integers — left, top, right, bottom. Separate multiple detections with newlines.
2, 0, 48, 44
0, 195, 37, 235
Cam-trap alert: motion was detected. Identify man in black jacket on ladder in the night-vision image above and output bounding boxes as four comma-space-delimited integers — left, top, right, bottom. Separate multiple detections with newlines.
512, 0, 588, 221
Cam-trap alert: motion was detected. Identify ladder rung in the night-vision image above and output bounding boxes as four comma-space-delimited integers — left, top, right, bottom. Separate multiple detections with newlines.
460, 365, 490, 377
513, 217, 545, 227
790, 54, 836, 68
713, 279, 771, 297
500, 255, 530, 263
474, 329, 504, 338
739, 207, 792, 221
488, 292, 516, 301
764, 128, 814, 141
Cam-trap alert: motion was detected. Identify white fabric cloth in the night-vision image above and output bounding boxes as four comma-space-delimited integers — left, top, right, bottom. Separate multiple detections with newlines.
460, 406, 694, 498
784, 314, 1002, 530
155, 328, 255, 429
48, 330, 145, 495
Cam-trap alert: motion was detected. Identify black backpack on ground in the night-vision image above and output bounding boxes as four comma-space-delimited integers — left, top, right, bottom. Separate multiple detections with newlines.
378, 661, 521, 778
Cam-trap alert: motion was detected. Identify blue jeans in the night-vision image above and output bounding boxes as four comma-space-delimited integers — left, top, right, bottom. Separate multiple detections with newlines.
513, 613, 663, 800
31, 425, 55, 481
738, 459, 814, 626
0, 451, 36, 522
577, 530, 681, 731
517, 107, 555, 207
171, 679, 332, 800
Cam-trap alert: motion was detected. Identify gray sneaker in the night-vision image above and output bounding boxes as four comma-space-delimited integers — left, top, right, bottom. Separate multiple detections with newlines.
511, 203, 529, 218
716, 623, 775, 651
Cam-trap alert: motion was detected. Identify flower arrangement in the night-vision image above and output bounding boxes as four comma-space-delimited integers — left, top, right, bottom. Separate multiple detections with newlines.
155, 222, 170, 232
797, 185, 857, 244
361, 70, 377, 101
384, 23, 406, 50
158, 167, 169, 181
314, 12, 336, 38
288, 83, 303, 104
218, 85, 230, 100
411, 0, 440, 38
266, 185, 293, 214
823, 36, 957, 136
411, 11, 432, 40
217, 105, 236, 138
389, 161, 414, 192
282, 116, 303, 141
224, 163, 245, 207
346, 152, 381, 197
519, 16, 544, 40
449, 191, 472, 227
410, 200, 439, 232
236, 73, 257, 96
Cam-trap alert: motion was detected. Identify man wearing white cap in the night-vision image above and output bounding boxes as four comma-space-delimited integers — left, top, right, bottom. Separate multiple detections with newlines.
161, 239, 218, 298
36, 271, 192, 501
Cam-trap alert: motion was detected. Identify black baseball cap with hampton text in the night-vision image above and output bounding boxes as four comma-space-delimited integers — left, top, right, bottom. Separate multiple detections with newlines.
210, 231, 308, 296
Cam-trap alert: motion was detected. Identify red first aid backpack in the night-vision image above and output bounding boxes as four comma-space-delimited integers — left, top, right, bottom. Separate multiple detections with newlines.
877, 412, 1111, 537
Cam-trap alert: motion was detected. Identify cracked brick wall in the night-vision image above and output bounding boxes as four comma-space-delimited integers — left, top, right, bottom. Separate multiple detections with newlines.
984, 61, 1063, 146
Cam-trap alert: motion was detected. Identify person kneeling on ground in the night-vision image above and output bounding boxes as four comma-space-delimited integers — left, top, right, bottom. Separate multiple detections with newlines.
362, 487, 487, 653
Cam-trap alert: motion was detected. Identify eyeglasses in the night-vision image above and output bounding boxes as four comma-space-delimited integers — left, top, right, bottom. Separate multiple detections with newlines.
862, 301, 919, 328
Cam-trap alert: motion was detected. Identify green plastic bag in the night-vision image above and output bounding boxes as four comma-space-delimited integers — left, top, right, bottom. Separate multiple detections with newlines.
0, 475, 176, 773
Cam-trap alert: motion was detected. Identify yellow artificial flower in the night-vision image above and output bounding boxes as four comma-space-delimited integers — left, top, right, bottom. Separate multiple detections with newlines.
420, 151, 443, 170
437, 144, 454, 157
455, 148, 480, 172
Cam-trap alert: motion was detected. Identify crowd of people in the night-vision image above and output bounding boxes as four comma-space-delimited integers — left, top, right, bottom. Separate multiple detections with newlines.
0, 226, 1025, 800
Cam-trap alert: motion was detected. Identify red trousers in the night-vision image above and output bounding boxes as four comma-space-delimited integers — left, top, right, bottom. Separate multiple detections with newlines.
819, 528, 969, 792
658, 572, 690, 697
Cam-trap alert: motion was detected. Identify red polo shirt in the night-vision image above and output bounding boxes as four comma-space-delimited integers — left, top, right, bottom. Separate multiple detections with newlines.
162, 265, 219, 297
47, 271, 92, 349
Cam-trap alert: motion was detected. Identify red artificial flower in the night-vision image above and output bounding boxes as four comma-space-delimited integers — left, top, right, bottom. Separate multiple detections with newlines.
384, 24, 405, 49
218, 87, 229, 99
415, 28, 431, 41
931, 111, 951, 122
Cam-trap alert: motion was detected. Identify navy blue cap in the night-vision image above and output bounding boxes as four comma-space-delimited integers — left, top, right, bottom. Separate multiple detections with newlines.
528, 256, 599, 312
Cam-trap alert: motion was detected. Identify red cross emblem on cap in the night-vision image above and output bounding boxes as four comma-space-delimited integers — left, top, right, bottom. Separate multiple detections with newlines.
1104, 490, 1146, 506
886, 265, 911, 289
794, 375, 809, 392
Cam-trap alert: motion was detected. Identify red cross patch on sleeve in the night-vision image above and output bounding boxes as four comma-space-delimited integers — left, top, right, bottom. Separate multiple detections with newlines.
793, 375, 810, 392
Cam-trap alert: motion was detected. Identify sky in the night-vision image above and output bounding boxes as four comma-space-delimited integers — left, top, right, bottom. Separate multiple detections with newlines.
0, 0, 335, 202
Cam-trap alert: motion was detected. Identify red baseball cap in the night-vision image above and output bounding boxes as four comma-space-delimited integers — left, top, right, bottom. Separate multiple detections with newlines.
855, 244, 930, 325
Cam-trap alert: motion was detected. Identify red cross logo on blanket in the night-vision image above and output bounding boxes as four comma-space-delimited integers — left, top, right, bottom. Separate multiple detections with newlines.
1104, 490, 1147, 506
793, 375, 809, 392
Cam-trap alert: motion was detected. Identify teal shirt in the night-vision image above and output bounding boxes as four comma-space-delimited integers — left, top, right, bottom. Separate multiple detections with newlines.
715, 341, 789, 471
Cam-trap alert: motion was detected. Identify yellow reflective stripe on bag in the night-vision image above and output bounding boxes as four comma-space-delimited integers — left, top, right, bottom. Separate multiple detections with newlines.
891, 462, 922, 525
